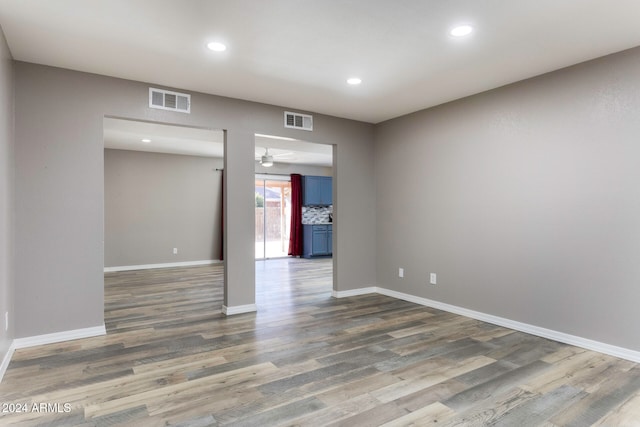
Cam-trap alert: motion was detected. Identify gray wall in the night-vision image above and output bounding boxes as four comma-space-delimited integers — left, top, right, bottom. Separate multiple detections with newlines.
104, 149, 223, 268
0, 26, 14, 361
14, 62, 375, 337
375, 46, 640, 352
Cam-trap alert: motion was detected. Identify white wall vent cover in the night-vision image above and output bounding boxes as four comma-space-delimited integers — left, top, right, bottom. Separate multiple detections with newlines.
149, 88, 191, 113
284, 111, 313, 131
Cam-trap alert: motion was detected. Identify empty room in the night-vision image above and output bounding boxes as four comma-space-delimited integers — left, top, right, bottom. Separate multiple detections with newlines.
1, 1, 640, 426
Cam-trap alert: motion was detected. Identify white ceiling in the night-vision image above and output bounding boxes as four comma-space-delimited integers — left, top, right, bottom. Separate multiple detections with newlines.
103, 118, 224, 158
2, 1, 640, 123
103, 118, 333, 166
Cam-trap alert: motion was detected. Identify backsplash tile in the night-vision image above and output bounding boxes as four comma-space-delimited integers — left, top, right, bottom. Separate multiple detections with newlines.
302, 206, 332, 224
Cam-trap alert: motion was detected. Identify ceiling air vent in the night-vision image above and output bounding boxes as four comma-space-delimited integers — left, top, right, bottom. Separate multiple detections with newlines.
284, 111, 313, 131
149, 88, 191, 113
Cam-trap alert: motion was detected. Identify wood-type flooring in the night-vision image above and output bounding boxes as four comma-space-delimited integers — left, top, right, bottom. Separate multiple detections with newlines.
1, 258, 640, 426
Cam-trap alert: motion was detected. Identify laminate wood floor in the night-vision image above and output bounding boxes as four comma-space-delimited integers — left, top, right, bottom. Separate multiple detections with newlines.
1, 258, 640, 426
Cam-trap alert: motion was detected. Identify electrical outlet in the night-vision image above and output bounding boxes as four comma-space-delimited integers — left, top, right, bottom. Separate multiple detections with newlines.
430, 273, 437, 285
173, 248, 178, 254
398, 268, 404, 278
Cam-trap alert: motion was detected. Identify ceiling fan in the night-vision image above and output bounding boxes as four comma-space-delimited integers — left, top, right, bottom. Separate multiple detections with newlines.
256, 147, 294, 167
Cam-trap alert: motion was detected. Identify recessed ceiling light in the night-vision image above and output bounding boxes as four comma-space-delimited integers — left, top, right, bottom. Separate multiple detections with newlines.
207, 42, 227, 52
347, 77, 362, 85
141, 138, 151, 143
450, 25, 473, 37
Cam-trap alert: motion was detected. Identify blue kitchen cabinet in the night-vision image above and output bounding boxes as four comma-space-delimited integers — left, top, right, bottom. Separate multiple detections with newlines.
303, 224, 333, 258
302, 176, 332, 206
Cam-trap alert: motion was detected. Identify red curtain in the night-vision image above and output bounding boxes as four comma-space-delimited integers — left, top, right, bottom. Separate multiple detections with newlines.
219, 171, 224, 261
288, 174, 303, 256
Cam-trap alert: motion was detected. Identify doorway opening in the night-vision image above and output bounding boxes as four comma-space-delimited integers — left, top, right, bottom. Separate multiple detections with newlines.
103, 117, 225, 329
253, 133, 335, 301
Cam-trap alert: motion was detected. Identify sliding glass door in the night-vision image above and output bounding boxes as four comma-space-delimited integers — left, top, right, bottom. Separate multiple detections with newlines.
255, 177, 292, 259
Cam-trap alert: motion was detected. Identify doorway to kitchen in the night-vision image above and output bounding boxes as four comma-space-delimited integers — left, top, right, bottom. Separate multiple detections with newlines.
255, 176, 291, 259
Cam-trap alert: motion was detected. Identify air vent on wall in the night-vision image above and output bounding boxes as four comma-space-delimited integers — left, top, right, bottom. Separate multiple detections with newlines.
284, 111, 313, 131
149, 88, 191, 113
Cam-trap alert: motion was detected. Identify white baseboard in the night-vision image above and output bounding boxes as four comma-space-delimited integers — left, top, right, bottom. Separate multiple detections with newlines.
332, 287, 376, 298
222, 304, 257, 316
335, 286, 640, 364
0, 340, 16, 384
13, 324, 106, 349
104, 259, 222, 272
